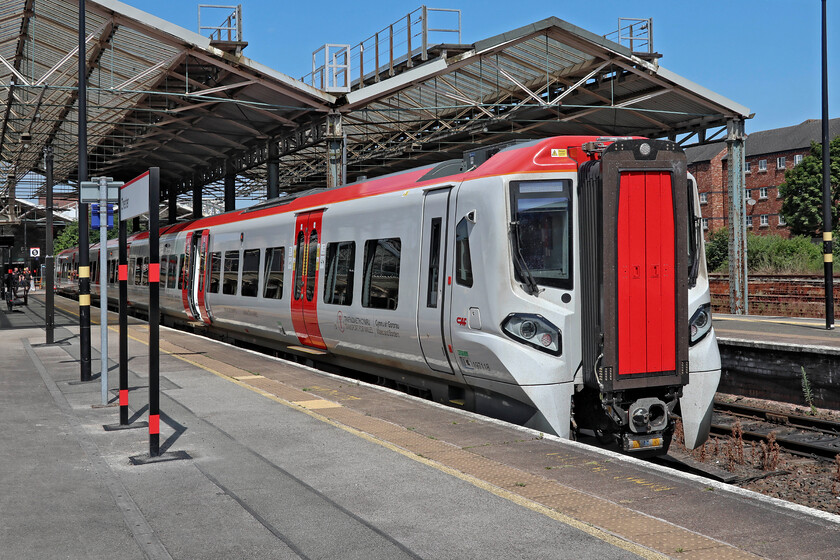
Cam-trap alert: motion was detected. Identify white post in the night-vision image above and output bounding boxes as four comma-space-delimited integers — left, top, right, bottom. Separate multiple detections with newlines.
99, 176, 109, 405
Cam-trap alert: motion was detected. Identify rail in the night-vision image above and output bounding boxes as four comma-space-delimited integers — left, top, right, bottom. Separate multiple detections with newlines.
303, 6, 462, 93
711, 400, 840, 459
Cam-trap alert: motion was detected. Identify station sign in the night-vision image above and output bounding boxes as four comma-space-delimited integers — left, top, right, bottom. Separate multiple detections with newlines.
80, 178, 121, 204
120, 171, 150, 220
29, 247, 40, 257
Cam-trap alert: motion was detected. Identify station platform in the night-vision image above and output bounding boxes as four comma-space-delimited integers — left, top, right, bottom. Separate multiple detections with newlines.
2, 294, 839, 559
714, 313, 840, 351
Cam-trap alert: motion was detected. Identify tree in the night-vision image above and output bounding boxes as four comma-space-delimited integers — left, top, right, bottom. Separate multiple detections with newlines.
52, 209, 140, 253
779, 136, 840, 236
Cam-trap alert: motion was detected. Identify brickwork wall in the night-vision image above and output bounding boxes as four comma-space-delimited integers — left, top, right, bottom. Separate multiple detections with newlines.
710, 275, 840, 317
689, 145, 812, 241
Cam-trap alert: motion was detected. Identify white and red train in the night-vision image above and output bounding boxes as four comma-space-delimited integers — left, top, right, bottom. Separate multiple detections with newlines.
58, 136, 720, 454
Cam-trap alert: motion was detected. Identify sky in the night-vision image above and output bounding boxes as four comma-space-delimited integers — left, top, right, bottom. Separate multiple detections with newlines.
125, 0, 840, 136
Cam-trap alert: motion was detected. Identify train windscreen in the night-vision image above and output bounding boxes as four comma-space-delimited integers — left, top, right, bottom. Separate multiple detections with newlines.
509, 180, 572, 290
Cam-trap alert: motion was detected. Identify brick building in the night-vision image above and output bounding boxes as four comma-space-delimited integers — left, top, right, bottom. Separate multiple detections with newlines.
685, 118, 840, 239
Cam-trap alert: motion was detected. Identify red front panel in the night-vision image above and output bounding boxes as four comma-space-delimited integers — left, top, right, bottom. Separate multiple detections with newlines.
617, 171, 675, 375
290, 211, 326, 349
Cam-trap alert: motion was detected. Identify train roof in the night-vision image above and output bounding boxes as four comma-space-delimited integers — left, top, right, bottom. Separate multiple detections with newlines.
140, 135, 602, 237
68, 135, 634, 247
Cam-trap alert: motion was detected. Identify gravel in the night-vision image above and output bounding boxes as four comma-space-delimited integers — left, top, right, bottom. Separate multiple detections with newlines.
671, 393, 840, 515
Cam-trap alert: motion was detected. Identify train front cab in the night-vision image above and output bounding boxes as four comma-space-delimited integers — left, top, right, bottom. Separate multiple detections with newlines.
577, 139, 719, 454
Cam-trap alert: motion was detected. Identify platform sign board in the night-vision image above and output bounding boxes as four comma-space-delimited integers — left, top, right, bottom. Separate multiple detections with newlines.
79, 179, 120, 203
120, 171, 150, 220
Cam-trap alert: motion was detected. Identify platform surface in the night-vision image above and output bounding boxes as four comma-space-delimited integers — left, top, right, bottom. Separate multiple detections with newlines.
714, 313, 840, 351
1, 293, 839, 559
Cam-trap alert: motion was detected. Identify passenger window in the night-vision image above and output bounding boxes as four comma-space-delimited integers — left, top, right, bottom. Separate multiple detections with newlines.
362, 238, 400, 310
455, 218, 473, 288
294, 231, 305, 300
306, 230, 318, 302
141, 257, 149, 286
91, 260, 98, 283
324, 241, 355, 306
132, 257, 141, 285
167, 256, 178, 290
241, 249, 260, 297
263, 247, 285, 299
208, 252, 221, 293
222, 250, 239, 295
178, 253, 187, 289
427, 218, 442, 307
160, 258, 167, 287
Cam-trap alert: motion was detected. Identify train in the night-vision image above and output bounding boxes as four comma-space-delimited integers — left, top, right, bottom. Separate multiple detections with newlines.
57, 136, 721, 455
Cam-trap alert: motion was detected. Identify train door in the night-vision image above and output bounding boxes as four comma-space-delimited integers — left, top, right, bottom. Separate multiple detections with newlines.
417, 188, 455, 373
182, 230, 202, 321
194, 230, 213, 324
290, 211, 327, 350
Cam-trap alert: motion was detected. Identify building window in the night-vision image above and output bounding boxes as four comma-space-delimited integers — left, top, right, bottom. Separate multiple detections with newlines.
759, 187, 768, 199
362, 238, 401, 310
794, 154, 804, 165
745, 189, 752, 200
776, 156, 786, 170
745, 161, 751, 174
747, 218, 753, 228
778, 214, 787, 226
758, 159, 767, 172
323, 241, 355, 306
700, 192, 708, 204
760, 214, 769, 227
702, 218, 709, 230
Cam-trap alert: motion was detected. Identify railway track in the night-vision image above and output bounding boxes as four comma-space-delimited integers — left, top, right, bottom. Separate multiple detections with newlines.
711, 400, 840, 459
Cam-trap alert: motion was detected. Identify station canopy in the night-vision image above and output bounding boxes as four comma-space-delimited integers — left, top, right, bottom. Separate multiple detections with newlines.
0, 0, 750, 217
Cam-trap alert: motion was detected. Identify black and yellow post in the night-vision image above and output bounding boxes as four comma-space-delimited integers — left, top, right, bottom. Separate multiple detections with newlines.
821, 0, 834, 330
78, 0, 92, 381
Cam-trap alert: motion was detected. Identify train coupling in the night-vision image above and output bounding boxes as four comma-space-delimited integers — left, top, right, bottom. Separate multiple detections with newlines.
622, 432, 666, 453
621, 397, 673, 453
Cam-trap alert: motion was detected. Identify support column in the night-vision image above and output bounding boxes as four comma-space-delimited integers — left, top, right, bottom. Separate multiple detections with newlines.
325, 111, 346, 188
192, 177, 203, 219
267, 141, 279, 199
726, 118, 748, 315
44, 147, 55, 344
168, 187, 177, 225
78, 0, 91, 382
224, 162, 235, 212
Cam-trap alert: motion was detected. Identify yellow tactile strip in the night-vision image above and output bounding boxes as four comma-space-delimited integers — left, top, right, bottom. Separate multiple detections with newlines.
228, 373, 758, 560
77, 314, 759, 560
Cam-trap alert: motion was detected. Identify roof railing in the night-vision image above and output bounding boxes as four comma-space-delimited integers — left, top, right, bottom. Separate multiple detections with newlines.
303, 6, 462, 92
604, 17, 653, 54
198, 4, 247, 54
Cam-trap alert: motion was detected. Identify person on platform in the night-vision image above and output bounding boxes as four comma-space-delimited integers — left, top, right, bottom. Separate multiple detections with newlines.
21, 268, 30, 305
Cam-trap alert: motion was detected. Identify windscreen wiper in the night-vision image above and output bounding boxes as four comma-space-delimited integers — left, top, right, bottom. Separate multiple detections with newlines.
510, 221, 541, 296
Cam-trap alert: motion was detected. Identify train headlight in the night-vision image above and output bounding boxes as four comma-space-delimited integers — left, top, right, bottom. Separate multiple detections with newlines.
502, 313, 562, 356
519, 320, 537, 339
689, 303, 712, 345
